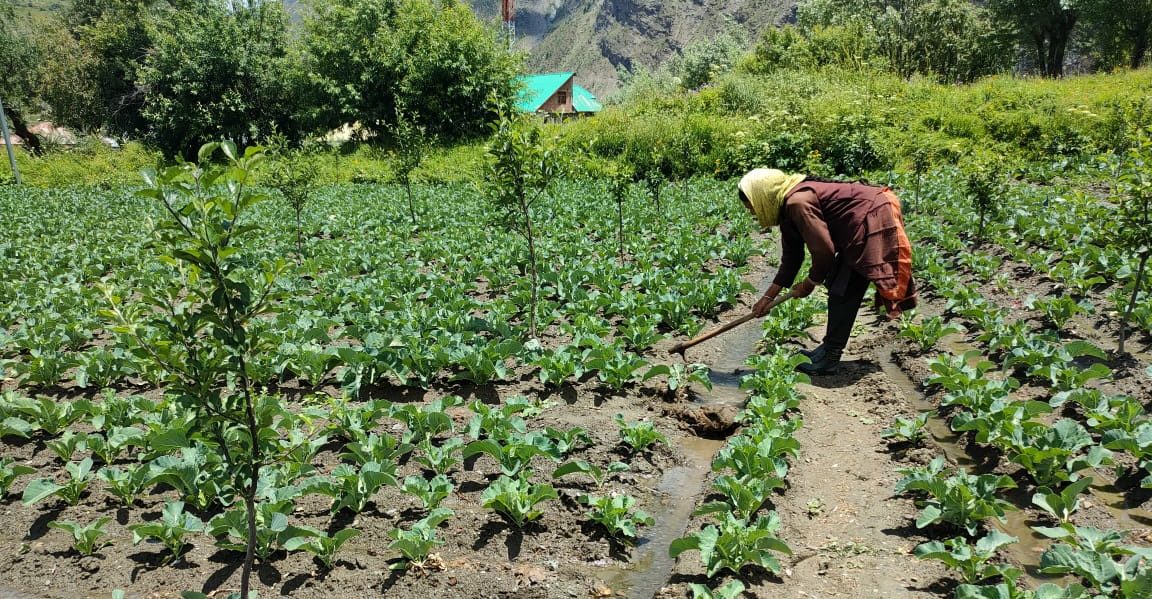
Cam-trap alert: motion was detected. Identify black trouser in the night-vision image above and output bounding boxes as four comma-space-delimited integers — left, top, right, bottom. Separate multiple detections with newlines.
823, 268, 870, 353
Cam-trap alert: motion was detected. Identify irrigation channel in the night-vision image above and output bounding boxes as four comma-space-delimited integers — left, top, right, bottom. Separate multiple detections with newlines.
595, 283, 770, 598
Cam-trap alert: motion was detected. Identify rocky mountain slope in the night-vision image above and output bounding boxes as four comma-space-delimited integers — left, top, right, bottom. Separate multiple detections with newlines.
470, 0, 796, 97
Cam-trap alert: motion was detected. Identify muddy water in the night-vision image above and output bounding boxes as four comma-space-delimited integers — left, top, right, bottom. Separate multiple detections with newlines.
876, 352, 1058, 581
876, 352, 976, 467
688, 302, 767, 407
598, 435, 723, 599
0, 586, 34, 599
597, 284, 771, 597
1087, 482, 1152, 528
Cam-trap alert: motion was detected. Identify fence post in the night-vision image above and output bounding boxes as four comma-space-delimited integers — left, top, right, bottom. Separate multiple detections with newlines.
0, 95, 22, 185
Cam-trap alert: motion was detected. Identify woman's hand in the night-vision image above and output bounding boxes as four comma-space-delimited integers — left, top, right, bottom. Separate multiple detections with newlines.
751, 293, 777, 317
751, 283, 785, 317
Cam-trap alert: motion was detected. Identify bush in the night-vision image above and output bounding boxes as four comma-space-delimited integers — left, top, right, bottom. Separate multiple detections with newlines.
815, 113, 890, 174
559, 67, 1152, 180
740, 26, 810, 75
715, 74, 770, 114
15, 141, 160, 188
671, 30, 748, 90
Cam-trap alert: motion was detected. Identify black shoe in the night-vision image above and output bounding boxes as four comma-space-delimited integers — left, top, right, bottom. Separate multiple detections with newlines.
797, 349, 843, 376
799, 344, 826, 362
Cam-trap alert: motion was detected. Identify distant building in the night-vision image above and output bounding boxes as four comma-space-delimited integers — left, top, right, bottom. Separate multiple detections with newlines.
515, 72, 602, 119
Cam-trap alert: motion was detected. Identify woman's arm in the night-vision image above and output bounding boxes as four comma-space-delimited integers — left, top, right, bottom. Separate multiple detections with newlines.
772, 224, 805, 288
785, 190, 835, 284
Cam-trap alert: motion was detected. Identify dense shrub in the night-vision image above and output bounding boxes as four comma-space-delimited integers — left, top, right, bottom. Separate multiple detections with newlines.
139, 3, 304, 159
563, 68, 1152, 180
305, 0, 520, 143
12, 141, 159, 188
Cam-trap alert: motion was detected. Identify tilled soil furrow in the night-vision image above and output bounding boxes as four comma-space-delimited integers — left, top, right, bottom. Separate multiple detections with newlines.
765, 357, 950, 598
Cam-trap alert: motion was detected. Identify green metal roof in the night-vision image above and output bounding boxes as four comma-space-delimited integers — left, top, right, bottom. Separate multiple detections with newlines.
572, 85, 602, 113
515, 72, 575, 112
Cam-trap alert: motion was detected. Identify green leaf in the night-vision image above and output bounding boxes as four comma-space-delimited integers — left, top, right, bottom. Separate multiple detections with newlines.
642, 364, 672, 381
332, 528, 361, 544
197, 142, 220, 163
974, 530, 1018, 553
282, 526, 322, 551
22, 478, 63, 505
1034, 584, 1088, 599
462, 439, 502, 461
0, 416, 32, 439
916, 504, 942, 528
1032, 525, 1075, 540
913, 540, 951, 563
1039, 544, 1121, 587
552, 460, 596, 480
1121, 570, 1152, 598
668, 535, 701, 559
692, 501, 733, 517
1062, 341, 1106, 360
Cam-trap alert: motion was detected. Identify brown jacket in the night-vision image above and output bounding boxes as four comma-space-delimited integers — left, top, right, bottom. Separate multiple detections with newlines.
773, 180, 917, 314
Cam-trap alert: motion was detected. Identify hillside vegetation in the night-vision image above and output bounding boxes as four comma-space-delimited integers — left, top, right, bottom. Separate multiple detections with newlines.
11, 66, 1149, 189
1, 0, 1150, 182
509, 0, 793, 95
556, 67, 1152, 182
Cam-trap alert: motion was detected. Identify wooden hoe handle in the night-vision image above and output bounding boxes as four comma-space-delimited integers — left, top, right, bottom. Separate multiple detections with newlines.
670, 291, 796, 355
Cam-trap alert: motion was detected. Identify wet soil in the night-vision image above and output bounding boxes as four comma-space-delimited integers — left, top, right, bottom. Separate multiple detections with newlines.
4, 237, 1150, 599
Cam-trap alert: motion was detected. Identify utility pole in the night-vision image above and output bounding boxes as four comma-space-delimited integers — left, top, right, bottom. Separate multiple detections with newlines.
0, 95, 20, 185
501, 0, 515, 49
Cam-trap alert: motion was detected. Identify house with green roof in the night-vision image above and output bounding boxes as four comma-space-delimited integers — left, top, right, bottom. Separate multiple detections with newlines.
515, 72, 602, 118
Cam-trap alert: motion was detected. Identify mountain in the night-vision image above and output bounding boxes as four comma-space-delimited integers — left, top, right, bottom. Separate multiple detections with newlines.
468, 0, 796, 98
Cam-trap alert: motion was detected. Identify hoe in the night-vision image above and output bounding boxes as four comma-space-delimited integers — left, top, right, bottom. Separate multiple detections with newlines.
670, 289, 798, 357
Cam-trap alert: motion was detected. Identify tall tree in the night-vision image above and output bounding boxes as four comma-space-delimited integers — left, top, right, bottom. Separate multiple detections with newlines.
35, 26, 103, 133
1079, 0, 1152, 69
304, 0, 519, 142
0, 6, 43, 153
138, 1, 307, 158
988, 0, 1081, 77
47, 0, 207, 136
301, 0, 400, 137
392, 0, 520, 141
53, 1, 159, 135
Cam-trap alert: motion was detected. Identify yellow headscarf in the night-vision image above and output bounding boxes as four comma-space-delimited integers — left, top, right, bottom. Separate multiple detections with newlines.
738, 169, 806, 228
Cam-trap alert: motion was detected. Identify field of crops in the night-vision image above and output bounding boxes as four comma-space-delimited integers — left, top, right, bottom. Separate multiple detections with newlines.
1, 148, 1151, 599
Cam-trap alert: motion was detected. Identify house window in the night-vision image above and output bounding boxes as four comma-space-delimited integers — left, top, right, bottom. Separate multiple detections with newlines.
557, 91, 567, 106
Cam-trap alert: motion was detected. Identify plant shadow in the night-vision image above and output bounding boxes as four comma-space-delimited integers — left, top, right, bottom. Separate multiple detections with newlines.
25, 503, 68, 541
199, 549, 244, 595
470, 518, 537, 560
129, 549, 200, 582
577, 521, 633, 562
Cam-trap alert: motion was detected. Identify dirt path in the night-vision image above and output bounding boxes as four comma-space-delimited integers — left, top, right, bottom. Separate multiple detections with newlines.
774, 349, 949, 598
